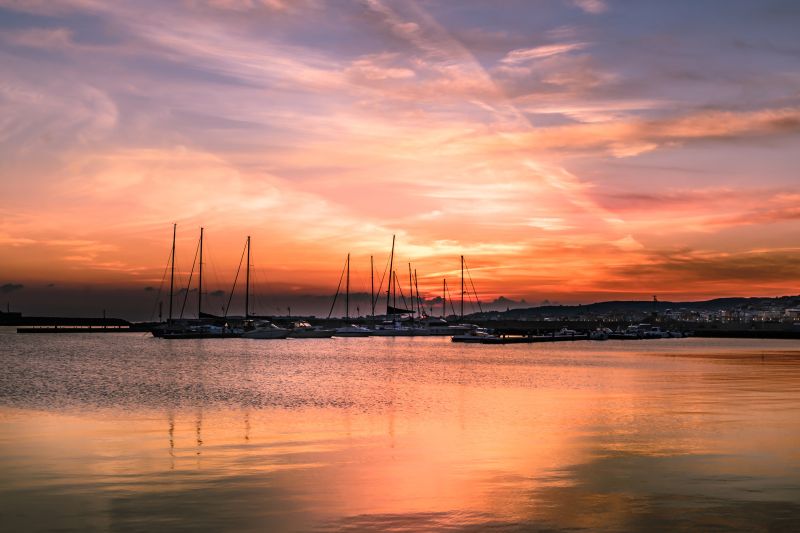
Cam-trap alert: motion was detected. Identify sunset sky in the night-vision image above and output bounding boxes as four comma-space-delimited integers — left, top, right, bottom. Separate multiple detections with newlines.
2, 0, 800, 318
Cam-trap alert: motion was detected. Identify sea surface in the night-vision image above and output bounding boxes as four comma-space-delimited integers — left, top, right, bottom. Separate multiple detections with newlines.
1, 328, 799, 532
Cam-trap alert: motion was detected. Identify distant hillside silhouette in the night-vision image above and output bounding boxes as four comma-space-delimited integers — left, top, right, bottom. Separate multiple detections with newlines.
471, 296, 800, 319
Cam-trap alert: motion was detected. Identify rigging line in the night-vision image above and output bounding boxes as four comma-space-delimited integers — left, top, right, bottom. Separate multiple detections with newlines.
444, 282, 459, 317
200, 240, 216, 314
326, 255, 348, 319
373, 254, 390, 311
179, 237, 201, 319
149, 246, 173, 322
466, 283, 478, 315
464, 258, 484, 314
224, 240, 248, 318
414, 269, 424, 317
394, 270, 410, 312
462, 266, 480, 315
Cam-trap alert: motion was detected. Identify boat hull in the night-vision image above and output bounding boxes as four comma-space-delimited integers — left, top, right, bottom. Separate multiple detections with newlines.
242, 330, 289, 339
288, 329, 335, 338
369, 329, 415, 336
451, 335, 495, 343
161, 332, 242, 339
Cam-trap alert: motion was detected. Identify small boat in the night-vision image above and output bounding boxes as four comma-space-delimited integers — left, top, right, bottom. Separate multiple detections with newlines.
241, 320, 289, 339
642, 326, 670, 339
161, 323, 242, 339
608, 326, 642, 340
452, 327, 497, 343
287, 321, 335, 338
555, 327, 579, 337
420, 319, 475, 336
590, 327, 613, 340
370, 321, 418, 336
334, 324, 372, 337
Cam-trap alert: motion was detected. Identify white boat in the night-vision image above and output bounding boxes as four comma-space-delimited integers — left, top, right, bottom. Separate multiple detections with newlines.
418, 318, 474, 336
334, 324, 372, 337
608, 326, 641, 339
555, 327, 579, 337
242, 321, 289, 339
590, 327, 613, 340
287, 321, 335, 338
370, 321, 419, 336
642, 326, 670, 339
452, 327, 497, 343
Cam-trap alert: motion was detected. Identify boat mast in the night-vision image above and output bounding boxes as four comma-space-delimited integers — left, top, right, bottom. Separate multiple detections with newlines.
370, 255, 374, 318
169, 223, 176, 322
460, 255, 464, 319
198, 227, 203, 319
408, 263, 413, 321
245, 235, 250, 319
345, 252, 350, 319
442, 279, 446, 318
414, 269, 421, 317
386, 235, 395, 318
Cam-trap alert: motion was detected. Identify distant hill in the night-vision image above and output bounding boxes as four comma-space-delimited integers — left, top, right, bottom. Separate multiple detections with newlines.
469, 295, 800, 319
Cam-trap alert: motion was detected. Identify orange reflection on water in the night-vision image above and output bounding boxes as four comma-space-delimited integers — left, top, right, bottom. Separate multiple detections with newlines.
1, 338, 800, 531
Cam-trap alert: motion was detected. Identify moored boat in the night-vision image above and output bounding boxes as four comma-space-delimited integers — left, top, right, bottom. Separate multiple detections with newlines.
334, 324, 372, 337
590, 327, 613, 340
241, 320, 289, 339
452, 327, 497, 343
287, 321, 335, 338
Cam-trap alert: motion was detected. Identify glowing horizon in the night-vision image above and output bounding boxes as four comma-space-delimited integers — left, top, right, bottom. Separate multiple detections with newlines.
2, 1, 800, 317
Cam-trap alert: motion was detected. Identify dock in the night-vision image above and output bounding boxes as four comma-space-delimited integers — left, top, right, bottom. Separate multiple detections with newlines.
16, 326, 135, 333
454, 334, 590, 344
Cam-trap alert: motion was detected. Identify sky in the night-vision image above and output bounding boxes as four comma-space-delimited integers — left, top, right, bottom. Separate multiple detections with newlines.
1, 0, 800, 319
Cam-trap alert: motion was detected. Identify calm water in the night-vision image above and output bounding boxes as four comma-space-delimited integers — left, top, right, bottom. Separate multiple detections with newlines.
1, 329, 799, 532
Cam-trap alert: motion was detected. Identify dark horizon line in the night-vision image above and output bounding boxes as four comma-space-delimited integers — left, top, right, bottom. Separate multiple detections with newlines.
3, 293, 799, 323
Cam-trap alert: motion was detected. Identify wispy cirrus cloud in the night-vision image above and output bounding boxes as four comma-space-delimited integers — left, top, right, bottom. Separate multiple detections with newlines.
481, 106, 800, 158
500, 42, 588, 64
571, 0, 608, 15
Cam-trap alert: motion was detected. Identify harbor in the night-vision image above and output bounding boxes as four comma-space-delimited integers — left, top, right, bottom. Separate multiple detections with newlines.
8, 227, 800, 343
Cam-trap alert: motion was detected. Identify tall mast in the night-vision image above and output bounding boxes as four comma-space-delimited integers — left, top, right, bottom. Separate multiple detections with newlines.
460, 255, 464, 319
370, 255, 375, 318
245, 235, 251, 319
442, 279, 446, 318
198, 227, 203, 319
168, 223, 176, 322
386, 235, 395, 317
345, 253, 350, 319
408, 263, 413, 320
414, 269, 421, 317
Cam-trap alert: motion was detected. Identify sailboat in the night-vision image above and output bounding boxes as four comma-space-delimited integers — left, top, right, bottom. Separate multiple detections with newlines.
369, 235, 422, 336
240, 236, 289, 339
331, 253, 372, 337
160, 227, 244, 339
151, 223, 179, 338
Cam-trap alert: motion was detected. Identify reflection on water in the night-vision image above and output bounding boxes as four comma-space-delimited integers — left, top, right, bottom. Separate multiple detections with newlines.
1, 331, 799, 531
